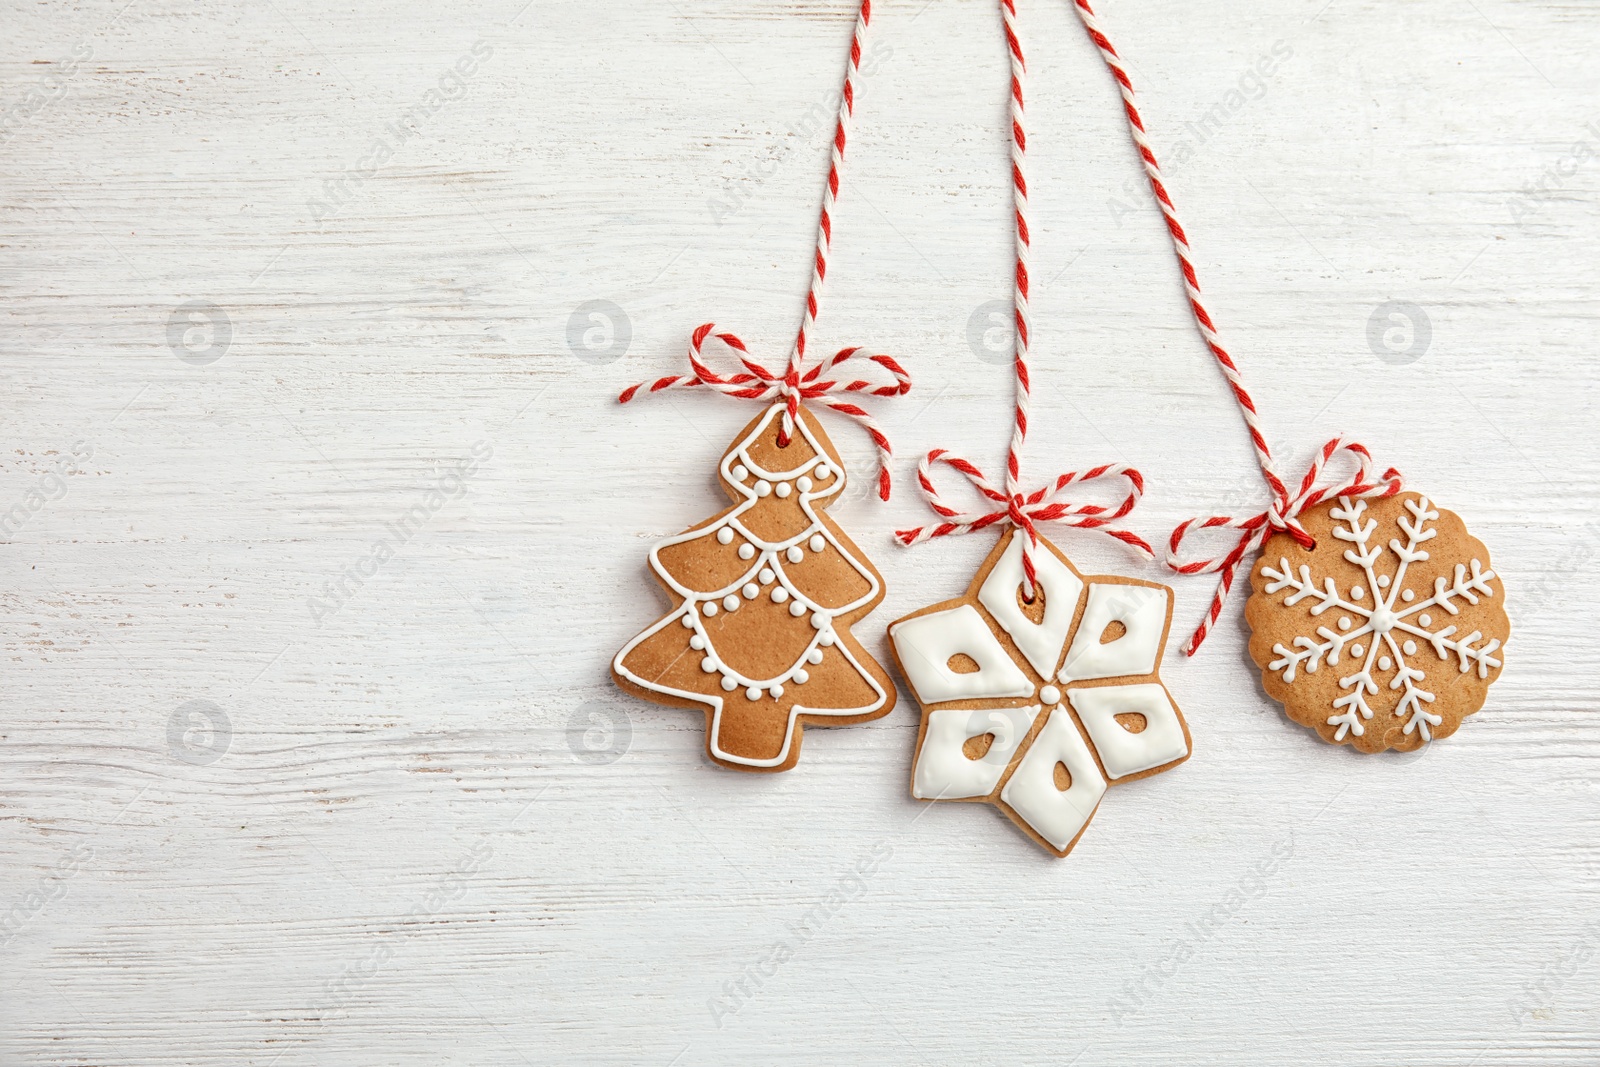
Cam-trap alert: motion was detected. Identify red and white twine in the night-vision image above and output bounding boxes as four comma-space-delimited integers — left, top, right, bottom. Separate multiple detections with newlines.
897, 0, 1152, 595
619, 0, 910, 498
1069, 0, 1403, 654
620, 323, 909, 500
898, 449, 1152, 559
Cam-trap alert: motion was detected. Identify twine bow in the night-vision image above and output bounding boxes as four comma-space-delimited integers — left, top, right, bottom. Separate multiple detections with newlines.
619, 322, 911, 500
896, 449, 1153, 597
1167, 437, 1403, 656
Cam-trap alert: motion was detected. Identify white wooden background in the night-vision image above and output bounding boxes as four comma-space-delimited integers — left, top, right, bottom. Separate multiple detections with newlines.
2, 0, 1597, 1063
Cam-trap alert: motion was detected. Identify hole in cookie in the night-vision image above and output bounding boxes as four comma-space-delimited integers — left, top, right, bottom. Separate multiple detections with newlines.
946, 653, 981, 675
1052, 761, 1072, 791
962, 733, 996, 761
1014, 583, 1046, 622
1114, 712, 1148, 734
1099, 619, 1127, 644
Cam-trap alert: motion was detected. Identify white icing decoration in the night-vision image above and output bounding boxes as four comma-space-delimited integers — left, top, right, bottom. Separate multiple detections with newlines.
742, 583, 759, 600
913, 706, 1040, 800
771, 587, 790, 604
809, 534, 826, 552
758, 568, 775, 584
722, 594, 740, 612
700, 656, 717, 673
1067, 684, 1189, 779
776, 482, 792, 498
977, 533, 1083, 679
889, 605, 1034, 704
792, 669, 808, 684
1402, 589, 1415, 602
1338, 617, 1351, 631
745, 686, 760, 701
797, 477, 813, 492
1262, 495, 1501, 744
1058, 583, 1169, 683
755, 480, 772, 497
1039, 684, 1061, 706
738, 543, 756, 560
815, 465, 831, 479
1000, 706, 1107, 851
689, 635, 706, 650
810, 611, 828, 630
770, 684, 784, 699
613, 408, 887, 769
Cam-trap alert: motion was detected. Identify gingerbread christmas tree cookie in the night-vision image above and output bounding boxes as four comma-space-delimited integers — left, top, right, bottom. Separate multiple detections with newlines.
613, 403, 895, 771
1245, 492, 1507, 752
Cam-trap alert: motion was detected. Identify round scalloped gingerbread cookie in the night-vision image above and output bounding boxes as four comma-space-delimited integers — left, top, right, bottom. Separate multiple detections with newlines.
1245, 491, 1508, 754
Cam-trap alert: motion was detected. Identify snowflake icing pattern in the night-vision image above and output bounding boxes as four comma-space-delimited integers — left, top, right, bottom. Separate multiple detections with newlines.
1259, 494, 1503, 744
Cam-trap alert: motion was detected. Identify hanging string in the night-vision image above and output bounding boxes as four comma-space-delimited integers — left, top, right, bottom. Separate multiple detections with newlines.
897, 0, 1152, 591
1068, 0, 1402, 653
619, 0, 910, 500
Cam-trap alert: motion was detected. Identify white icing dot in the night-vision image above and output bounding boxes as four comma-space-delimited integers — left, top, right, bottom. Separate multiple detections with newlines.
806, 649, 823, 664
1338, 617, 1352, 631
681, 614, 696, 628
1039, 685, 1062, 706
722, 594, 740, 612
810, 611, 828, 630
738, 543, 756, 560
808, 534, 826, 553
771, 587, 790, 604
689, 635, 705, 650
1419, 614, 1432, 626
819, 632, 836, 647
1403, 640, 1418, 655
792, 669, 809, 684
1402, 589, 1415, 602
797, 477, 813, 492
716, 527, 733, 545
787, 546, 804, 564
745, 686, 761, 701
770, 684, 784, 699
700, 656, 717, 673
755, 480, 772, 497
758, 568, 775, 584
775, 482, 792, 498
1351, 586, 1365, 600
702, 602, 718, 617
733, 465, 749, 481
742, 583, 759, 600
1378, 574, 1391, 589
1351, 643, 1364, 657
814, 464, 831, 479
721, 676, 738, 692
789, 601, 807, 617
1379, 656, 1393, 671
